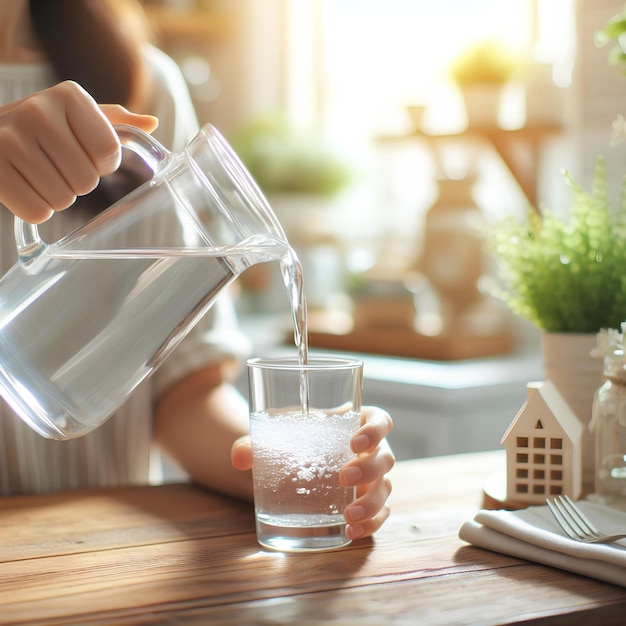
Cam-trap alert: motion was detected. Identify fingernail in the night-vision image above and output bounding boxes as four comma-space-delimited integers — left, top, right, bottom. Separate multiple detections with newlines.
342, 466, 362, 485
346, 505, 366, 522
352, 434, 370, 453
347, 524, 364, 540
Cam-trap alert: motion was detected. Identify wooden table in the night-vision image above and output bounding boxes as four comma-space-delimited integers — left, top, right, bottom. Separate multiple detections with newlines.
1, 450, 625, 625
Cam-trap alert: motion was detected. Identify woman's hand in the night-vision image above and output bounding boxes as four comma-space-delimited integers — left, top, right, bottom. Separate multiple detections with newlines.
231, 405, 395, 541
0, 80, 157, 223
339, 406, 394, 540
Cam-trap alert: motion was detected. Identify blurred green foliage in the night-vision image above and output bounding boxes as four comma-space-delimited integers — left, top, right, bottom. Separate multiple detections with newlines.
485, 158, 626, 332
595, 5, 626, 73
229, 115, 351, 197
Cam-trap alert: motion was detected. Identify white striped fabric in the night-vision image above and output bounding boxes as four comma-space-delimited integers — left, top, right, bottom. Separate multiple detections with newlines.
0, 52, 250, 495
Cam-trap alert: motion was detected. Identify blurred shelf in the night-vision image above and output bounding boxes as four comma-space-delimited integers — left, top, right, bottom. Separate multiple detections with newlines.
378, 123, 562, 208
307, 326, 515, 362
144, 5, 235, 39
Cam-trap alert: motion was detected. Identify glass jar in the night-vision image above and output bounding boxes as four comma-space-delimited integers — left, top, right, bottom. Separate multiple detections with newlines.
592, 348, 626, 503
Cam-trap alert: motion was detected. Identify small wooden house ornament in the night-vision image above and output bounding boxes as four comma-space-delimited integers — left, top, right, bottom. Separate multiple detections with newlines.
501, 380, 583, 504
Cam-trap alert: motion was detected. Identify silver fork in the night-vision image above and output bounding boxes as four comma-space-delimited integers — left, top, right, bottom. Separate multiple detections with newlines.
545, 495, 626, 544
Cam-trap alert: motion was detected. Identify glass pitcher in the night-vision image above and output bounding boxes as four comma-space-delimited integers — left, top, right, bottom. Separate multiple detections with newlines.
0, 124, 288, 440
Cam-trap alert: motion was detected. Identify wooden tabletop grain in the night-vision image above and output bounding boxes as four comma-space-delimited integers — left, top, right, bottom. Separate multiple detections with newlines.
1, 450, 625, 625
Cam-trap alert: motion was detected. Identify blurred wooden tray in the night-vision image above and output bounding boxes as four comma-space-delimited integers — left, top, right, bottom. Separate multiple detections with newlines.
302, 312, 515, 361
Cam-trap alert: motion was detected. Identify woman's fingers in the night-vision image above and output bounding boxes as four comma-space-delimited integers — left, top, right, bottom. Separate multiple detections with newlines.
339, 406, 395, 540
351, 406, 394, 454
13, 125, 100, 202
0, 164, 56, 224
340, 436, 395, 487
231, 435, 253, 470
341, 406, 395, 488
0, 81, 159, 223
344, 476, 393, 540
99, 104, 159, 134
58, 82, 123, 177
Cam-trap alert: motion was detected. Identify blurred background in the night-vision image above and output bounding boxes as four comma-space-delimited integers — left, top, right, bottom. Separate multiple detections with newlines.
142, 0, 624, 459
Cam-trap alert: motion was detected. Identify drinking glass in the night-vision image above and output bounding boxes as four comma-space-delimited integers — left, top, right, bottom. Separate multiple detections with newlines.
247, 356, 363, 552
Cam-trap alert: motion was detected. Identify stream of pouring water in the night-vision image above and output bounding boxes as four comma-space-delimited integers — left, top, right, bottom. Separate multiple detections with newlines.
280, 247, 309, 414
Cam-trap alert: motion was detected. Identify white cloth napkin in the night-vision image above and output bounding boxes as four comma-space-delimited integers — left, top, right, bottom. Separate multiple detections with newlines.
458, 500, 626, 588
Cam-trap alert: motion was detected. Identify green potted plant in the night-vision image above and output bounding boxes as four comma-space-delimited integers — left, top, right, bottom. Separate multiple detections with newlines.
449, 39, 524, 127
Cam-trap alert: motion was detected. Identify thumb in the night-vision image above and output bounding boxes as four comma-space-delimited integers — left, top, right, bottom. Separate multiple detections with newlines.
231, 435, 253, 471
99, 104, 158, 134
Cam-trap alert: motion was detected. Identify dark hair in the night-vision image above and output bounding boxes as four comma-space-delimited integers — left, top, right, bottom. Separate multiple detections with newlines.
28, 0, 153, 215
29, 0, 150, 108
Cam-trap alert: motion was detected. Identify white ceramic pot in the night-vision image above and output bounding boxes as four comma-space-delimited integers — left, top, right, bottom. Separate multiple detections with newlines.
541, 332, 603, 494
460, 84, 504, 128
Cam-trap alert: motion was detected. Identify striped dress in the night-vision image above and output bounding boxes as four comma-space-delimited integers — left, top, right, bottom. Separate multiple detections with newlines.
0, 48, 250, 495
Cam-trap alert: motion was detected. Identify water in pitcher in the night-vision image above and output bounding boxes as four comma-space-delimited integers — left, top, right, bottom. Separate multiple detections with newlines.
0, 235, 288, 439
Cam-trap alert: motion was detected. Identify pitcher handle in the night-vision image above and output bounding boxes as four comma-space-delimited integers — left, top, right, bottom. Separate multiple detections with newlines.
14, 124, 171, 265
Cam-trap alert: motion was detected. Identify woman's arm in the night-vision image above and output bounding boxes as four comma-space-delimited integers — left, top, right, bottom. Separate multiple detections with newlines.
154, 361, 253, 501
